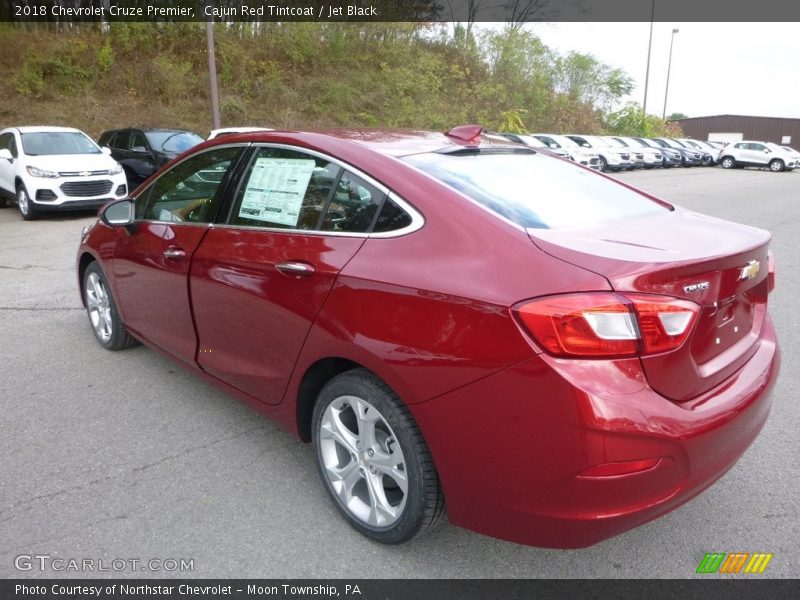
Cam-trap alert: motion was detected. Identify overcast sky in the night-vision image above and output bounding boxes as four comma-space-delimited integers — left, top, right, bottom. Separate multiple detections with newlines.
526, 22, 800, 119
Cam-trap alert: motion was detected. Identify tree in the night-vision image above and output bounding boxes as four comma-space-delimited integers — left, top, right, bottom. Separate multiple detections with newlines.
666, 112, 688, 121
606, 103, 683, 137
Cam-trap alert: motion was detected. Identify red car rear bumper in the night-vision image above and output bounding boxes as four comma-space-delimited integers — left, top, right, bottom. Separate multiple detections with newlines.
410, 315, 779, 548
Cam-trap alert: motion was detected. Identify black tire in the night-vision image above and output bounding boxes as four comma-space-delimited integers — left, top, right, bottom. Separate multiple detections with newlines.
769, 159, 784, 173
720, 156, 735, 169
83, 262, 139, 351
597, 156, 607, 172
16, 184, 37, 220
312, 368, 445, 544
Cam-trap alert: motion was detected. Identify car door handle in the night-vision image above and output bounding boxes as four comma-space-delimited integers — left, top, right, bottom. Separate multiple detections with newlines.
163, 247, 186, 260
275, 261, 315, 277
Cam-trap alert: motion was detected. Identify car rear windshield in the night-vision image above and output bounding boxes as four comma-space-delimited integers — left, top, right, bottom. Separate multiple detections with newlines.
403, 151, 666, 229
21, 132, 100, 156
145, 131, 204, 153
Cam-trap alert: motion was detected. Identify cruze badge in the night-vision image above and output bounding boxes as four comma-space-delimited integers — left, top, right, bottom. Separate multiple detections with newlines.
738, 260, 760, 281
683, 281, 710, 293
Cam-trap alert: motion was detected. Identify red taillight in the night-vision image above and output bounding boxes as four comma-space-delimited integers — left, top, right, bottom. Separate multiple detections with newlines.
513, 292, 699, 358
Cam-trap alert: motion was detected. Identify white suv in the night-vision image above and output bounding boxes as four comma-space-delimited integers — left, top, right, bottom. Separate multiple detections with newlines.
564, 134, 633, 172
526, 134, 602, 170
0, 126, 128, 220
718, 140, 797, 172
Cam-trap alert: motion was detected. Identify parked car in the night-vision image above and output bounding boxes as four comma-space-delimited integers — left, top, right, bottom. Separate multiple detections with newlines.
0, 126, 127, 220
608, 136, 662, 168
97, 128, 204, 187
780, 146, 800, 165
651, 138, 703, 167
630, 137, 681, 168
208, 127, 273, 140
523, 133, 602, 170
718, 141, 798, 172
77, 125, 779, 549
677, 139, 715, 166
500, 133, 573, 160
564, 134, 632, 172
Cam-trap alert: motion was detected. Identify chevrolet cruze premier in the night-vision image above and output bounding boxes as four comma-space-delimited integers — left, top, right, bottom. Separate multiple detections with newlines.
77, 126, 780, 547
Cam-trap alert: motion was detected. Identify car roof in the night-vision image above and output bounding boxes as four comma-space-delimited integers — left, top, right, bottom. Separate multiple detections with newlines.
200, 127, 525, 158
13, 126, 84, 134
101, 128, 200, 134
210, 127, 273, 135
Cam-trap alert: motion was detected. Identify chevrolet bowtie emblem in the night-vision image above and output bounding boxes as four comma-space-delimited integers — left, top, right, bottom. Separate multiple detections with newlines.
80, 171, 91, 177
738, 260, 760, 281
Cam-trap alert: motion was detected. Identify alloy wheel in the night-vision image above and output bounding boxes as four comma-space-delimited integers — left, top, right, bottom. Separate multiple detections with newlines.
17, 188, 30, 216
318, 395, 408, 528
85, 272, 113, 343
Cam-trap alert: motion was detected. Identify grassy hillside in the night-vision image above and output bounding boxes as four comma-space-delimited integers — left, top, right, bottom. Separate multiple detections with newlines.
0, 22, 680, 139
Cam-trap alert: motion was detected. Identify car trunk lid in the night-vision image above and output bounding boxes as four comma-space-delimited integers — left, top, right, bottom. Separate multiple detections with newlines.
528, 208, 771, 402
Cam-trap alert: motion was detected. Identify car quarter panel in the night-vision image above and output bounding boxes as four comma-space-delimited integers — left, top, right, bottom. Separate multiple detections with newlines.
407, 315, 778, 548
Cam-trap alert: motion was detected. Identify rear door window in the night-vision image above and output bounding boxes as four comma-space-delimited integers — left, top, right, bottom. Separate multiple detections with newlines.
228, 147, 387, 234
320, 171, 383, 233
230, 147, 341, 230
114, 130, 131, 151
130, 131, 148, 153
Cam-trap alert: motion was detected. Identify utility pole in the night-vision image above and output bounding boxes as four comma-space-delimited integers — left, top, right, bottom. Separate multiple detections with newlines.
642, 0, 655, 113
662, 28, 679, 120
206, 19, 221, 130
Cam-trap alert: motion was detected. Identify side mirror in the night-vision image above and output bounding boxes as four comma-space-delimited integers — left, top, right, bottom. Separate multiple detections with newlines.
100, 199, 134, 227
0, 149, 12, 161
101, 147, 112, 155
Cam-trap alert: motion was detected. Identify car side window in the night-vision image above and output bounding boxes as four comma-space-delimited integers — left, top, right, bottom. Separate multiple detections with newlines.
142, 146, 241, 224
130, 131, 148, 153
752, 143, 766, 151
0, 133, 13, 157
373, 197, 413, 233
320, 171, 383, 233
229, 147, 342, 230
114, 130, 130, 151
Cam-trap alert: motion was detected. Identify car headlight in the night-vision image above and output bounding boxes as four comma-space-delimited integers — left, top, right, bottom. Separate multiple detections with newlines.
109, 163, 123, 175
26, 165, 59, 178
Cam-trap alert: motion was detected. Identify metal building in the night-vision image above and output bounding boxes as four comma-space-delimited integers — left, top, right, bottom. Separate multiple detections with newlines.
669, 114, 800, 146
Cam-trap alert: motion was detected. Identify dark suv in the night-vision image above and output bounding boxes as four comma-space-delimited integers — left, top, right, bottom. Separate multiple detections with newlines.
97, 128, 204, 187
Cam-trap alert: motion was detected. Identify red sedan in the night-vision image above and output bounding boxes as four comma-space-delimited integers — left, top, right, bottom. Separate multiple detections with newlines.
77, 126, 780, 547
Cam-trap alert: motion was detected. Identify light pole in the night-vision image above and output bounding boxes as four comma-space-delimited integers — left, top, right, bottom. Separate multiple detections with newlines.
642, 0, 655, 113
662, 28, 679, 120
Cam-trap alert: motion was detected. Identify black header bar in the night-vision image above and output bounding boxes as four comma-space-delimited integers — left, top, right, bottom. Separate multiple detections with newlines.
3, 0, 800, 23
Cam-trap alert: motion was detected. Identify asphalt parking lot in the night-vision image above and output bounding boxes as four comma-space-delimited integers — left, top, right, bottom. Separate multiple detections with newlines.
1, 167, 798, 579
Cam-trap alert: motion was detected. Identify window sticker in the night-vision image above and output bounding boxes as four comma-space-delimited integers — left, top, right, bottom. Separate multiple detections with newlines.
238, 158, 316, 226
